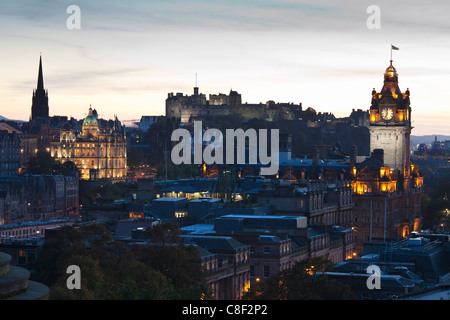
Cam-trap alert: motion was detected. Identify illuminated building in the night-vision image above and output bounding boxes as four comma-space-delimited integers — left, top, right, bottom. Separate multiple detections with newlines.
352, 60, 423, 253
50, 106, 127, 181
21, 57, 127, 181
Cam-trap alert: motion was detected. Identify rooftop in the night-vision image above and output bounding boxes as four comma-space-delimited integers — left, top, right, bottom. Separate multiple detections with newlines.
181, 224, 215, 235
181, 235, 248, 252
152, 197, 187, 202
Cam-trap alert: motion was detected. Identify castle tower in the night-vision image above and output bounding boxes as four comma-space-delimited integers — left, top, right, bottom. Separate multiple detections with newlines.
31, 55, 49, 120
229, 89, 242, 110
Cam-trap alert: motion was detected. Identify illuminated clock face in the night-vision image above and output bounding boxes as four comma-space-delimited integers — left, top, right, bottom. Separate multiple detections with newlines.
381, 108, 394, 121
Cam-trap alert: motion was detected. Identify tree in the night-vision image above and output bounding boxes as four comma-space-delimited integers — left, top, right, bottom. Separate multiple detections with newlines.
132, 223, 211, 299
25, 152, 79, 176
156, 162, 200, 180
242, 257, 356, 300
30, 223, 211, 300
25, 151, 58, 175
142, 222, 181, 247
421, 174, 450, 231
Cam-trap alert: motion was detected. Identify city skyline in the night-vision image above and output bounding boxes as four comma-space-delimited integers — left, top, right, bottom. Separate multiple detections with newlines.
1, 1, 450, 135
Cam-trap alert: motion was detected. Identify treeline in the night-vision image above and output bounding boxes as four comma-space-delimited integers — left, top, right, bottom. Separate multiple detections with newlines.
421, 169, 450, 231
29, 223, 211, 300
243, 256, 356, 300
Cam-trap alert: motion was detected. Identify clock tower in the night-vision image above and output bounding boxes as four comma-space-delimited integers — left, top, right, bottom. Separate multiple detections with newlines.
369, 60, 412, 178
351, 59, 423, 253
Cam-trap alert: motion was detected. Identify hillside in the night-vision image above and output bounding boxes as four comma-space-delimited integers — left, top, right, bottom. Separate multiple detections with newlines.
411, 135, 450, 147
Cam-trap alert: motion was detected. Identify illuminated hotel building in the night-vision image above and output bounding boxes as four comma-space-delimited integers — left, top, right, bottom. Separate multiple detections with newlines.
50, 106, 127, 181
352, 60, 423, 253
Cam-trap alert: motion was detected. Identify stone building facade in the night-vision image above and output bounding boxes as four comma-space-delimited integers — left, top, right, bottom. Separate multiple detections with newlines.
22, 57, 127, 182
0, 175, 79, 225
351, 152, 423, 253
50, 106, 127, 181
256, 182, 356, 263
352, 60, 423, 253
258, 180, 354, 228
0, 130, 21, 176
182, 235, 251, 300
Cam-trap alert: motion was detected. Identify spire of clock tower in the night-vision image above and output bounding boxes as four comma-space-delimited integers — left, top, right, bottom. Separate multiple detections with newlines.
370, 59, 410, 113
380, 60, 401, 98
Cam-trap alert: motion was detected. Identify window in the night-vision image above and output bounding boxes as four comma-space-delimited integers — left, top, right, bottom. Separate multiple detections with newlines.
18, 250, 26, 265
250, 265, 255, 277
263, 247, 270, 255
263, 266, 270, 278
174, 211, 187, 218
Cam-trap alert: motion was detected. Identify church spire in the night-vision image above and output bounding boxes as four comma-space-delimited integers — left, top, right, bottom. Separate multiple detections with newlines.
37, 55, 44, 92
31, 54, 49, 120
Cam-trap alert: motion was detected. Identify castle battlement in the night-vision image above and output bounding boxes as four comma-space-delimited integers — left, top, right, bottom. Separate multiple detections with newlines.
166, 87, 302, 123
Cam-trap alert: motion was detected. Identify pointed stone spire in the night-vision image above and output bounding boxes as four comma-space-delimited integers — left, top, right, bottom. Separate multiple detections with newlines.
37, 55, 44, 93
31, 54, 49, 120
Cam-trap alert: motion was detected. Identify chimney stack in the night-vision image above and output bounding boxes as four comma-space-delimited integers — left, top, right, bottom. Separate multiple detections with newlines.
350, 145, 357, 168
373, 149, 384, 164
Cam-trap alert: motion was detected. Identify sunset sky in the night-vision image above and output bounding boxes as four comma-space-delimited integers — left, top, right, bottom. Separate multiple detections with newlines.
1, 0, 449, 135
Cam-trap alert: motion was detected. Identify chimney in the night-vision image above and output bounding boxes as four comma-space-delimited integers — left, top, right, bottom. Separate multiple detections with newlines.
313, 147, 320, 166
373, 149, 384, 164
350, 145, 357, 168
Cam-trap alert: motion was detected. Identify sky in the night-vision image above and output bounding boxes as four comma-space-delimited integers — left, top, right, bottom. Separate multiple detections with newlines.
0, 0, 450, 136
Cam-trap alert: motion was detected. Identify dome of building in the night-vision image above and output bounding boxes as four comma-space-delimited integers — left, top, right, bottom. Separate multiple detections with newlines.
83, 106, 98, 126
384, 60, 398, 83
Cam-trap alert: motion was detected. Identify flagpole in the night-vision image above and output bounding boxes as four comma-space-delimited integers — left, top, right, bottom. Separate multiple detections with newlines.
390, 45, 399, 63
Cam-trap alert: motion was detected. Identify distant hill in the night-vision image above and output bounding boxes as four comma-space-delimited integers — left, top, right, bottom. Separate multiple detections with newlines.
411, 135, 450, 147
0, 116, 26, 123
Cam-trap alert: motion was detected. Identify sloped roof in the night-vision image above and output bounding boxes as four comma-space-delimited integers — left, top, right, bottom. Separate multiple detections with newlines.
181, 235, 248, 252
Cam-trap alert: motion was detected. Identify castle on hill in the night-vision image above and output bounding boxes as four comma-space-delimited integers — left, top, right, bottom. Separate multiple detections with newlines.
166, 86, 303, 123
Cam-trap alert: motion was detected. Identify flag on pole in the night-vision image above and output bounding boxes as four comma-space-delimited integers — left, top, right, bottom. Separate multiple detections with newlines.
391, 45, 399, 50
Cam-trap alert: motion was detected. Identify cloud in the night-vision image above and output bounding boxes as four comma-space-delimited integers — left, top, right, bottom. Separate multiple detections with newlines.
1, 0, 450, 133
